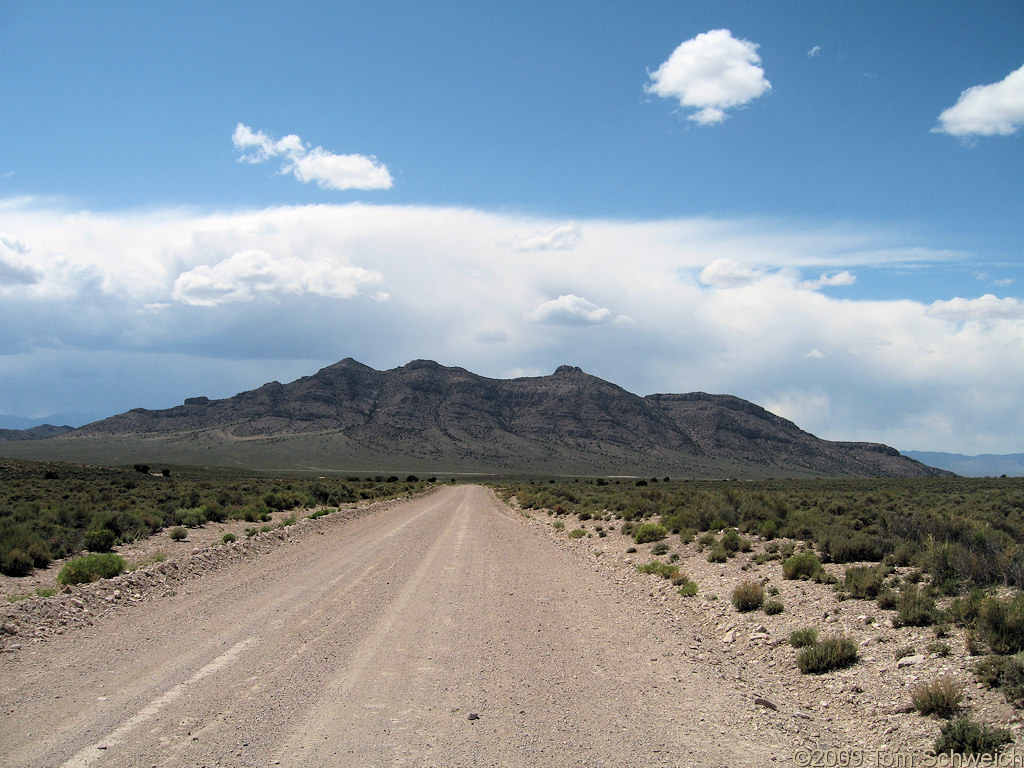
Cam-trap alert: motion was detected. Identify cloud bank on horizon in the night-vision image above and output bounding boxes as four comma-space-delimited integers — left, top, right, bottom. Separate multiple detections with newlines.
1, 197, 1021, 455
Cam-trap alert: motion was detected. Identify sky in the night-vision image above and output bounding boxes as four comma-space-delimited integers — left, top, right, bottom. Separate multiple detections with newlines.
1, 1, 1023, 455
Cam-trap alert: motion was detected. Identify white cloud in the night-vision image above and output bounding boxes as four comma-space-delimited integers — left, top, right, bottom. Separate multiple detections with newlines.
699, 258, 766, 288
232, 123, 393, 190
171, 250, 382, 307
934, 64, 1024, 137
646, 29, 771, 125
801, 270, 856, 290
509, 222, 582, 252
925, 294, 1024, 322
528, 294, 613, 326
807, 45, 822, 59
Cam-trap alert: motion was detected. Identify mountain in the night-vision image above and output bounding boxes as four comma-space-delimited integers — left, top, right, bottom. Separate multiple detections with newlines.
0, 412, 106, 430
0, 359, 948, 478
903, 451, 1024, 478
0, 424, 75, 441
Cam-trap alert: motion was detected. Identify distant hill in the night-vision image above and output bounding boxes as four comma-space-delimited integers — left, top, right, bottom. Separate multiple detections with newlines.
0, 412, 105, 430
0, 358, 948, 478
903, 451, 1024, 478
0, 424, 74, 441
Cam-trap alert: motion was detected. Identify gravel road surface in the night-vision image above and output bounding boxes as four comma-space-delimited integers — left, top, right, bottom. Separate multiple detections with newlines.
2, 485, 781, 767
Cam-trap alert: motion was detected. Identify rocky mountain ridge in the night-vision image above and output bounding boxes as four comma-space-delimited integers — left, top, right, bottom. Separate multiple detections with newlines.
0, 359, 947, 477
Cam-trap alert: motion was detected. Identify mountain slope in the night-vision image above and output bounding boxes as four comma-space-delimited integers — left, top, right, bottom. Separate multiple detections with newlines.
0, 359, 947, 477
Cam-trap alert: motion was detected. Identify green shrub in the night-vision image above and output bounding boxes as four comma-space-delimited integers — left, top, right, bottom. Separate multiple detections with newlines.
877, 587, 899, 610
764, 600, 785, 615
732, 580, 765, 612
83, 527, 117, 552
696, 532, 715, 549
221, 533, 237, 543
57, 553, 126, 585
0, 548, 34, 576
633, 523, 667, 544
895, 646, 917, 660
707, 543, 728, 563
637, 560, 679, 579
912, 676, 963, 718
676, 579, 698, 597
797, 636, 858, 674
721, 529, 741, 552
843, 564, 889, 599
934, 717, 1012, 757
978, 593, 1024, 655
568, 528, 587, 539
895, 583, 937, 627
928, 642, 951, 657
169, 526, 187, 541
783, 551, 821, 580
551, 520, 565, 530
974, 655, 1024, 707
651, 541, 669, 555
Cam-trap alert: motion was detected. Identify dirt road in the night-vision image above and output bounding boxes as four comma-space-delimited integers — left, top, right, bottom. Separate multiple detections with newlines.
2, 485, 788, 767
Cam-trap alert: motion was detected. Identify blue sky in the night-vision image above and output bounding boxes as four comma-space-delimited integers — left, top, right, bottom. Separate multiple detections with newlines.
1, 1, 1023, 454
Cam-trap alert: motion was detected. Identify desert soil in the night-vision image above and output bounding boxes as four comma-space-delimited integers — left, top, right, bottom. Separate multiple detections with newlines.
1, 485, 1020, 767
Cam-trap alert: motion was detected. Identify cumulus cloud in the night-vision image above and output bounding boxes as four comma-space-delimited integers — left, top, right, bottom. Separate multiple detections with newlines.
0, 233, 40, 286
232, 123, 393, 190
528, 294, 613, 326
699, 258, 766, 288
509, 222, 582, 252
801, 271, 856, 290
171, 250, 382, 307
646, 29, 771, 125
925, 294, 1024, 322
934, 64, 1024, 137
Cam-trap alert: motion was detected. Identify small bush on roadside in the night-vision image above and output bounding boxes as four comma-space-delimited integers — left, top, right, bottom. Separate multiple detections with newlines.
797, 636, 858, 674
913, 676, 963, 718
84, 527, 117, 552
764, 600, 785, 615
637, 560, 679, 580
877, 587, 899, 610
568, 528, 587, 538
707, 543, 728, 563
974, 655, 1024, 707
696, 532, 716, 550
169, 526, 187, 541
978, 593, 1024, 655
843, 564, 889, 599
651, 541, 670, 555
895, 583, 937, 627
783, 551, 821, 580
732, 580, 765, 612
552, 520, 565, 530
633, 523, 668, 544
0, 549, 34, 577
676, 579, 698, 597
790, 628, 819, 648
934, 717, 1012, 757
928, 642, 951, 657
57, 553, 126, 585
896, 646, 917, 660
721, 529, 741, 552
221, 533, 237, 543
